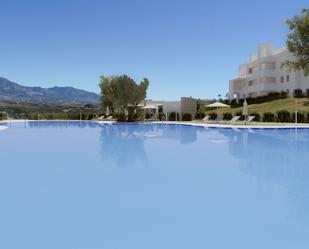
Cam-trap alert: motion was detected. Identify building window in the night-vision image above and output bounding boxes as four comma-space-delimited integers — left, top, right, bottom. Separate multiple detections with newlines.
280, 76, 284, 83
248, 80, 254, 86
248, 68, 253, 74
286, 75, 290, 82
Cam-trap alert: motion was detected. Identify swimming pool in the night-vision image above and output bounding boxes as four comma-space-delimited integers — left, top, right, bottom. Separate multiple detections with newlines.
1, 121, 309, 249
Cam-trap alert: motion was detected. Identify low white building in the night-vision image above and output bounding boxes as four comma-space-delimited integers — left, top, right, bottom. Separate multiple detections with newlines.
229, 44, 309, 100
144, 97, 197, 119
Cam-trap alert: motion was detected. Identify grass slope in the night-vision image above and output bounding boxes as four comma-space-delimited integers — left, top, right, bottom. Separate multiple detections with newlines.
206, 98, 309, 116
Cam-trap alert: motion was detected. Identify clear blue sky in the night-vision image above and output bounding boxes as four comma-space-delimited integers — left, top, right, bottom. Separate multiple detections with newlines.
0, 0, 307, 100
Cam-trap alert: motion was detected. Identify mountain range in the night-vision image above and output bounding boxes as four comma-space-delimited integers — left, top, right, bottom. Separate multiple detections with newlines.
0, 77, 100, 104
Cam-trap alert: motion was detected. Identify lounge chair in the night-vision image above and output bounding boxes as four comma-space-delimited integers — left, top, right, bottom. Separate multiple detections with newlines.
145, 113, 158, 122
229, 116, 241, 123
247, 116, 255, 122
201, 115, 210, 122
97, 116, 105, 120
214, 115, 223, 122
106, 116, 114, 120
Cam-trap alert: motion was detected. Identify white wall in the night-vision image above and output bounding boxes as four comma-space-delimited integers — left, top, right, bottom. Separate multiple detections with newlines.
229, 44, 309, 99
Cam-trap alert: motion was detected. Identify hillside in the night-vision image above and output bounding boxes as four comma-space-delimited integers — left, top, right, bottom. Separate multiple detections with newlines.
206, 98, 309, 115
0, 77, 100, 104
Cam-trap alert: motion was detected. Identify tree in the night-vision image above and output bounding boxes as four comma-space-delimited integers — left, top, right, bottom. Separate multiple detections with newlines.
99, 74, 149, 115
282, 9, 309, 76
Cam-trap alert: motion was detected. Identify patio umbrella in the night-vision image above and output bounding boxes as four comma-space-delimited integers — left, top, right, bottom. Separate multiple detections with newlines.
141, 104, 158, 110
105, 106, 110, 116
206, 102, 230, 117
206, 102, 230, 108
242, 99, 248, 120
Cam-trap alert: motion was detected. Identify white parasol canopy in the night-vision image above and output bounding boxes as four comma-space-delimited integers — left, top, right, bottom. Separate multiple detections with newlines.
206, 102, 230, 118
141, 104, 159, 110
206, 102, 230, 108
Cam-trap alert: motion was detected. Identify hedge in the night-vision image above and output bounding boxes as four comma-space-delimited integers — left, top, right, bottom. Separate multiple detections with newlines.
263, 112, 275, 122
277, 110, 292, 123
117, 113, 127, 122
230, 91, 289, 107
169, 112, 180, 121
182, 113, 192, 121
292, 112, 305, 123
294, 89, 303, 98
250, 112, 260, 122
195, 112, 205, 120
209, 112, 217, 120
223, 112, 232, 120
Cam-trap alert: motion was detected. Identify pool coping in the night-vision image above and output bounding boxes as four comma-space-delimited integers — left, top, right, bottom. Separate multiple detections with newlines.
151, 121, 309, 129
2, 119, 309, 129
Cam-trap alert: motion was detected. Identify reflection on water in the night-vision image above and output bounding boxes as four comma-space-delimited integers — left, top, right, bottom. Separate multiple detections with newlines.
99, 124, 201, 167
28, 120, 99, 129
100, 125, 148, 167
2, 122, 309, 248
217, 128, 309, 221
13, 122, 309, 220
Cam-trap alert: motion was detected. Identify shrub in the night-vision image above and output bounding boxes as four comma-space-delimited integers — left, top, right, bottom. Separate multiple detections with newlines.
195, 112, 205, 120
169, 112, 180, 121
127, 113, 139, 122
250, 112, 260, 122
292, 112, 305, 123
230, 99, 242, 108
145, 113, 152, 119
298, 113, 305, 123
117, 113, 127, 122
223, 112, 232, 120
306, 89, 309, 98
305, 113, 309, 123
263, 112, 275, 122
182, 113, 192, 121
208, 112, 217, 120
223, 99, 230, 105
277, 110, 292, 123
231, 91, 289, 107
158, 113, 166, 121
268, 92, 281, 100
294, 89, 303, 98
235, 111, 245, 121
280, 91, 288, 98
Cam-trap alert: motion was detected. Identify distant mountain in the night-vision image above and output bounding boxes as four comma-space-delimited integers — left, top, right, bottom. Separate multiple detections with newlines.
0, 77, 100, 104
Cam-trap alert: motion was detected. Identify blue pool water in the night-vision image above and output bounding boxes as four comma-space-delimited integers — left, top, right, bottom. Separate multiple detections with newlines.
1, 121, 309, 249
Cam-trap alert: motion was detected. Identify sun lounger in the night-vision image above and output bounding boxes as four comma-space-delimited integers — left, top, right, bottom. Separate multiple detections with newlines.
247, 116, 255, 122
229, 116, 241, 123
106, 116, 114, 120
214, 115, 223, 122
145, 113, 158, 122
201, 115, 210, 122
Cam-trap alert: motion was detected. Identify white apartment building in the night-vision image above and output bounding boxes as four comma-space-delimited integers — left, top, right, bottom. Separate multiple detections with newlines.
229, 44, 309, 100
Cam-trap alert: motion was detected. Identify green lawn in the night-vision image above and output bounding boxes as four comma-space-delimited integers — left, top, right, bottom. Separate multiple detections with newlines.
205, 97, 309, 116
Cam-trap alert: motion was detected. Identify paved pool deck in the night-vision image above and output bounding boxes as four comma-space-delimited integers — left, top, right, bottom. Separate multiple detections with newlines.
2, 119, 309, 129
153, 121, 309, 129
